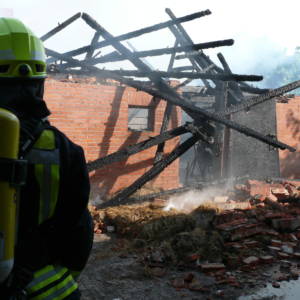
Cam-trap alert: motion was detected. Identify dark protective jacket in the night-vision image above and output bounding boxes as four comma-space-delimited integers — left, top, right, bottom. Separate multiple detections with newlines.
16, 123, 93, 273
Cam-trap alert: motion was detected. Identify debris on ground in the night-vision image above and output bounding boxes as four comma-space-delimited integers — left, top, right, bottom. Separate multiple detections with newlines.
88, 179, 300, 298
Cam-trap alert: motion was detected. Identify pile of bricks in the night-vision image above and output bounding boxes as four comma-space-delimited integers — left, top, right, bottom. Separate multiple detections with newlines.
90, 179, 300, 292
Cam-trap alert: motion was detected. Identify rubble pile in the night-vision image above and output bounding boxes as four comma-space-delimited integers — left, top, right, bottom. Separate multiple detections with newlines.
90, 179, 300, 292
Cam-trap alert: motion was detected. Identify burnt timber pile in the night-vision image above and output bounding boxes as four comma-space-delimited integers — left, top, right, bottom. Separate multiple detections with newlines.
43, 9, 300, 208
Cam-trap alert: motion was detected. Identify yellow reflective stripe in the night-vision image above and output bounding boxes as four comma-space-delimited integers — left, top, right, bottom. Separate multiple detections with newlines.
31, 129, 60, 224
32, 266, 54, 280
27, 266, 56, 289
44, 280, 77, 300
34, 130, 55, 150
49, 164, 59, 218
30, 273, 77, 300
27, 267, 68, 293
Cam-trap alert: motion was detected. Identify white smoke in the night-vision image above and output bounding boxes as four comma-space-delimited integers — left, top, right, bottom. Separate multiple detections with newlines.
89, 193, 104, 206
163, 177, 245, 213
163, 187, 225, 213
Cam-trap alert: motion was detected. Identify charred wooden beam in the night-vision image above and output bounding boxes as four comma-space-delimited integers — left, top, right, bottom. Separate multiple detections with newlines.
87, 123, 190, 172
166, 8, 221, 76
40, 12, 81, 42
172, 66, 194, 72
154, 39, 178, 163
167, 24, 212, 89
239, 84, 269, 94
217, 52, 244, 103
60, 66, 262, 82
45, 48, 295, 152
87, 122, 213, 173
167, 39, 179, 72
103, 69, 263, 82
46, 10, 211, 63
175, 78, 194, 89
57, 39, 234, 69
175, 51, 203, 60
154, 102, 173, 163
85, 32, 101, 60
98, 134, 201, 208
80, 13, 296, 158
222, 80, 300, 115
97, 39, 233, 61
123, 174, 251, 206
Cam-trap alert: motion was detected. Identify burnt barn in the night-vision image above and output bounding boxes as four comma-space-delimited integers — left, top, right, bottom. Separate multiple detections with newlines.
42, 10, 300, 204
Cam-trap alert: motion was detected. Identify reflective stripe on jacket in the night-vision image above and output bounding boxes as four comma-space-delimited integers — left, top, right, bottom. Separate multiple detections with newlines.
26, 265, 78, 300
25, 129, 78, 299
25, 129, 60, 225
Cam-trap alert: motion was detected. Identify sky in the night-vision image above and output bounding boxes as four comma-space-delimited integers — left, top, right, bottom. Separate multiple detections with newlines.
1, 0, 300, 84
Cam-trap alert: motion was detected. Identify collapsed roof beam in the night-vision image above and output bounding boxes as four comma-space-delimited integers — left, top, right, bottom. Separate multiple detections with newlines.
101, 69, 263, 81
80, 13, 295, 153
217, 52, 245, 103
98, 133, 202, 208
45, 47, 295, 152
46, 9, 211, 63
167, 19, 213, 89
87, 122, 209, 172
239, 85, 269, 94
40, 12, 82, 42
54, 39, 234, 69
222, 80, 300, 115
85, 32, 101, 60
154, 39, 179, 163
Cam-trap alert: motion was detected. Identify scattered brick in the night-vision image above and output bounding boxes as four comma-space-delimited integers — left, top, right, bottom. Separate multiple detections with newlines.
267, 246, 281, 255
260, 256, 274, 264
271, 239, 283, 247
243, 256, 259, 265
244, 240, 259, 248
281, 244, 294, 254
266, 193, 279, 202
271, 187, 289, 201
277, 252, 290, 259
293, 252, 300, 259
171, 278, 186, 289
200, 263, 226, 272
271, 217, 300, 232
289, 233, 298, 242
183, 273, 195, 282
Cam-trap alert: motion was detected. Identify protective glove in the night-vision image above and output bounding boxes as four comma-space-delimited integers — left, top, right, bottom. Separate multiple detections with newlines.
0, 265, 32, 300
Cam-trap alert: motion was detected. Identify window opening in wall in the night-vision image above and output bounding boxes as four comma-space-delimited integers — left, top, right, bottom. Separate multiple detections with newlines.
128, 105, 153, 131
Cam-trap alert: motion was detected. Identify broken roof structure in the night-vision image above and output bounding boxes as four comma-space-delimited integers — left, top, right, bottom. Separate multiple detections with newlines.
42, 9, 300, 208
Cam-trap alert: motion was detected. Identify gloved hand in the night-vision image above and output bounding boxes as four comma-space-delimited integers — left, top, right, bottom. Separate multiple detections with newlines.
0, 266, 31, 300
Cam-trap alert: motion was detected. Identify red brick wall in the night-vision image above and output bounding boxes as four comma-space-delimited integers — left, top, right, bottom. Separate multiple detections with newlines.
276, 96, 300, 178
44, 78, 181, 198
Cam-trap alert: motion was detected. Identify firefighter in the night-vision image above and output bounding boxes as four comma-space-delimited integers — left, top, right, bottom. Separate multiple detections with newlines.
0, 18, 93, 299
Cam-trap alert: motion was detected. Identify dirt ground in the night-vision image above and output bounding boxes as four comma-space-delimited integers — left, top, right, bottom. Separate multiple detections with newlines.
79, 234, 287, 300
78, 234, 240, 300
